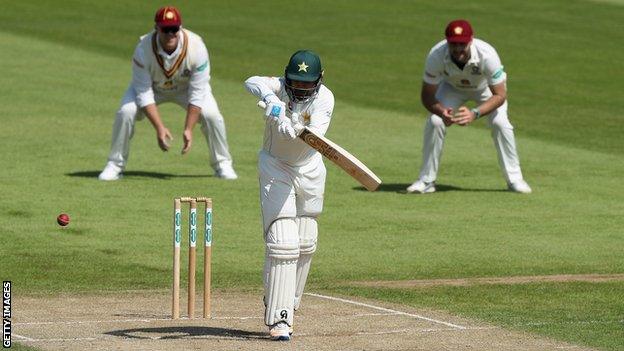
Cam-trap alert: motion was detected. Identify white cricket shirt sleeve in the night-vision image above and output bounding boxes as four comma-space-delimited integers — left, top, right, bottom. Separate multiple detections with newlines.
307, 88, 334, 136
244, 76, 283, 103
131, 43, 155, 108
188, 38, 210, 107
423, 47, 444, 85
482, 46, 507, 86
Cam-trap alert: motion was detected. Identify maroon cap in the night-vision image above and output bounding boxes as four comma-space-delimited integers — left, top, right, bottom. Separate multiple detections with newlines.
445, 19, 473, 43
154, 6, 182, 27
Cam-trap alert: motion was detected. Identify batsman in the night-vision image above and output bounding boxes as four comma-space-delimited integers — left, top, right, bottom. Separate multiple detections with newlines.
244, 50, 334, 341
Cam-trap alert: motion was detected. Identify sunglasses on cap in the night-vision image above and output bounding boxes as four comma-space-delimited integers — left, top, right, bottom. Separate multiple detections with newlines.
160, 26, 180, 34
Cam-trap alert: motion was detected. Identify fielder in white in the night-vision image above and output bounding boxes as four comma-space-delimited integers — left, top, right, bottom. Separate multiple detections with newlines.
244, 50, 334, 341
98, 6, 237, 181
407, 19, 531, 194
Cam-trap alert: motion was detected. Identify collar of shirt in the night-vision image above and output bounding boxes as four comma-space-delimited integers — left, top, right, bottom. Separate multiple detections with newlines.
156, 29, 184, 59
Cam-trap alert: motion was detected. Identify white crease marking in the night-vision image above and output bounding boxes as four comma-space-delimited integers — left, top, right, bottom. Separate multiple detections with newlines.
305, 292, 467, 329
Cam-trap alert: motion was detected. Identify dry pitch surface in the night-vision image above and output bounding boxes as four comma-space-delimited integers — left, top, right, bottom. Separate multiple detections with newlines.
12, 290, 596, 350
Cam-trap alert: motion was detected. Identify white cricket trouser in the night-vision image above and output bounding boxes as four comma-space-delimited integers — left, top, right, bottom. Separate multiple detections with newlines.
105, 86, 233, 171
419, 82, 524, 184
258, 150, 326, 232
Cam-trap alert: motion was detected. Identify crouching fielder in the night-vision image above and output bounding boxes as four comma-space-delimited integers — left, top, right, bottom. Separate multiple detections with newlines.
98, 6, 237, 181
407, 19, 531, 194
244, 50, 334, 341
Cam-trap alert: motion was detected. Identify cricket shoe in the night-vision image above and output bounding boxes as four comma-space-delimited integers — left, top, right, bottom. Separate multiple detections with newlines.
215, 166, 238, 180
406, 179, 436, 194
98, 161, 122, 181
508, 180, 532, 194
269, 322, 291, 341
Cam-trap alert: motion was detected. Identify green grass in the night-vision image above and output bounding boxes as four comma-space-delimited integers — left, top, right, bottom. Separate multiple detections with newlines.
1, 1, 623, 350
1, 0, 623, 155
7, 343, 41, 351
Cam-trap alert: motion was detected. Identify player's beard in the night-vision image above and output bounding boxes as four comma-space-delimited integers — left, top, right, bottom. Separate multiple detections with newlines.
451, 48, 469, 63
450, 43, 471, 64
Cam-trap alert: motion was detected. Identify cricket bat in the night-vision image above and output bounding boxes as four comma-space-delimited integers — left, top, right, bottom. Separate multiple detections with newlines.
257, 101, 382, 191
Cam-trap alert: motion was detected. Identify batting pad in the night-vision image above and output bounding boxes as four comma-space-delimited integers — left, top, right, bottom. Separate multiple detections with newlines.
294, 216, 318, 310
264, 218, 299, 326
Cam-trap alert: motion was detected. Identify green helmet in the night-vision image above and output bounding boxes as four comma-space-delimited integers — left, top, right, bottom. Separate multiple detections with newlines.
284, 50, 323, 103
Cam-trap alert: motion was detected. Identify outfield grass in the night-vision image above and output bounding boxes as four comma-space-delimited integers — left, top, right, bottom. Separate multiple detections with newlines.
8, 343, 40, 351
1, 1, 623, 350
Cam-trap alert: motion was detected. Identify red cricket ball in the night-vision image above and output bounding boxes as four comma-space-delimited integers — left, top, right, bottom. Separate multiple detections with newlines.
57, 213, 70, 227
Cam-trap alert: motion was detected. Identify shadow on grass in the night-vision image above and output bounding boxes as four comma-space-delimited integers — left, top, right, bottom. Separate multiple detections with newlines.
354, 183, 507, 193
105, 326, 267, 340
6, 210, 34, 218
66, 171, 212, 180
57, 227, 88, 235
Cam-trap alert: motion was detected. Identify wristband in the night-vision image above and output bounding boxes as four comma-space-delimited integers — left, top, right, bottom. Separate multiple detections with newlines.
471, 108, 481, 119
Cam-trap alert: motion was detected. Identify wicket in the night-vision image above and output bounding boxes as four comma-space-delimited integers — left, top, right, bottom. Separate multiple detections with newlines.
172, 197, 212, 319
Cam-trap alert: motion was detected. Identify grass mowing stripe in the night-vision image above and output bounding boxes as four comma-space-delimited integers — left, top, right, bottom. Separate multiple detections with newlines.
1, 0, 623, 155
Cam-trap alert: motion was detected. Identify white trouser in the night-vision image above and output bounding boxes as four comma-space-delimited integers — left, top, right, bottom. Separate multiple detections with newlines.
259, 150, 325, 317
419, 83, 524, 184
258, 150, 326, 233
105, 86, 233, 171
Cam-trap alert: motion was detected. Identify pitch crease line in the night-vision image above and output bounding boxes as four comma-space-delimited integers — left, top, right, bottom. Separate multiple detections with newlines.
305, 292, 467, 329
19, 337, 98, 343
12, 333, 35, 341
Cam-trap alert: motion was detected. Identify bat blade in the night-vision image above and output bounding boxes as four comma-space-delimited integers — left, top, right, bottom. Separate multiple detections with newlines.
298, 129, 381, 191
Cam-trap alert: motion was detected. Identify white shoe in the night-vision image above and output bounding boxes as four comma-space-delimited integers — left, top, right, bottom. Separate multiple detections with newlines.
406, 179, 435, 194
98, 162, 122, 181
215, 166, 238, 180
508, 180, 532, 194
269, 322, 291, 341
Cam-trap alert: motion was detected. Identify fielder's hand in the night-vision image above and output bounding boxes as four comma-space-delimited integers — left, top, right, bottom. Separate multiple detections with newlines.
451, 106, 476, 126
182, 129, 193, 154
157, 127, 173, 151
441, 107, 455, 126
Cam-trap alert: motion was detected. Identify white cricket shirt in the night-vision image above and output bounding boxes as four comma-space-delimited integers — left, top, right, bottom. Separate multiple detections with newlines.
131, 28, 211, 108
423, 38, 506, 91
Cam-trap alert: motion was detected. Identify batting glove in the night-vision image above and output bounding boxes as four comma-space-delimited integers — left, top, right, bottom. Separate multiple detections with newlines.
277, 121, 297, 140
262, 95, 286, 126
289, 112, 304, 136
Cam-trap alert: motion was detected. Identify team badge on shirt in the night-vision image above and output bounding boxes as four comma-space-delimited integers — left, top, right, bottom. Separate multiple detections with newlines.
470, 66, 481, 75
302, 112, 311, 124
